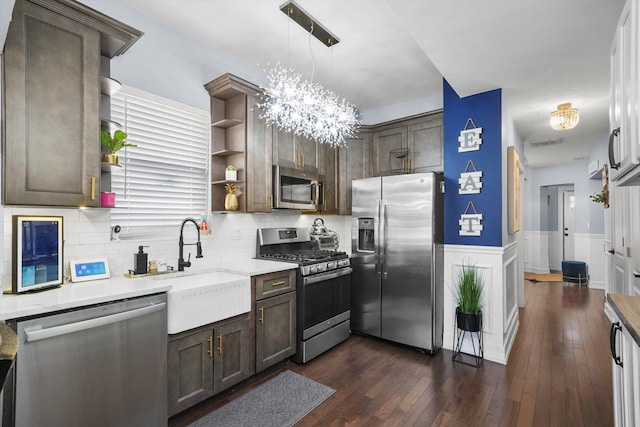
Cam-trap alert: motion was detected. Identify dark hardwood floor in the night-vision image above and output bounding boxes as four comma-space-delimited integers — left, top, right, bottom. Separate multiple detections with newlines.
169, 280, 613, 426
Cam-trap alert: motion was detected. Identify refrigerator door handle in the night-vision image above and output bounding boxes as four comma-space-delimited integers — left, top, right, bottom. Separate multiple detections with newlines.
380, 199, 388, 279
375, 199, 381, 278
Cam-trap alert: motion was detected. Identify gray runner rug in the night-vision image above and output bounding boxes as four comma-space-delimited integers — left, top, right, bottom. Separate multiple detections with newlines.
188, 370, 335, 427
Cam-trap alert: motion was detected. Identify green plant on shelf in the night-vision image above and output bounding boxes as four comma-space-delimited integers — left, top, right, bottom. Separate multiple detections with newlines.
100, 130, 136, 155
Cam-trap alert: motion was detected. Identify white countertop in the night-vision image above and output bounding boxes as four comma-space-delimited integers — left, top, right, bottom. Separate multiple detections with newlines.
216, 259, 298, 276
0, 259, 297, 321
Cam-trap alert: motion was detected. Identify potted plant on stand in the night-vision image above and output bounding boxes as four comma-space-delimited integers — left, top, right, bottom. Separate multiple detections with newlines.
100, 129, 136, 165
452, 261, 485, 366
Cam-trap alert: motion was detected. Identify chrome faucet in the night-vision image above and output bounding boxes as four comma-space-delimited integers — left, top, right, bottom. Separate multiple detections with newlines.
178, 218, 203, 271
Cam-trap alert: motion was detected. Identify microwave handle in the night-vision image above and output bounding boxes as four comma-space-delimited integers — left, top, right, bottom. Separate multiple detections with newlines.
316, 181, 324, 207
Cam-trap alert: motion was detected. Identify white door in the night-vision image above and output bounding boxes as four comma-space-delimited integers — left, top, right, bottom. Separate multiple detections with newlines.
562, 189, 575, 261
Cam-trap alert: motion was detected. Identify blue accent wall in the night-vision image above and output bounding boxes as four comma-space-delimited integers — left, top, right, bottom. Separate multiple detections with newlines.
443, 80, 502, 246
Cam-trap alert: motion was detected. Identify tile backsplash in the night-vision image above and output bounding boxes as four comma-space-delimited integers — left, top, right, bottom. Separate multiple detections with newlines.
1, 207, 351, 293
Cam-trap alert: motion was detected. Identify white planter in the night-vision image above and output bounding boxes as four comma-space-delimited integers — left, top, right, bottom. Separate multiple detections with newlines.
225, 170, 237, 181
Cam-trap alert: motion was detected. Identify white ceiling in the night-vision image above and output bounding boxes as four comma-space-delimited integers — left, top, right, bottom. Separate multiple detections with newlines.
57, 1, 636, 167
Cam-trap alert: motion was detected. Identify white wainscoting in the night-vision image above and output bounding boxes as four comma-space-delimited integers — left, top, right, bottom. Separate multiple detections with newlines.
443, 243, 520, 365
524, 231, 550, 274
573, 233, 606, 290
524, 231, 606, 290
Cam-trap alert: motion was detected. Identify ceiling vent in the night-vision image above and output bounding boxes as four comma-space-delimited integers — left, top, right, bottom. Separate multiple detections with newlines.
527, 138, 563, 148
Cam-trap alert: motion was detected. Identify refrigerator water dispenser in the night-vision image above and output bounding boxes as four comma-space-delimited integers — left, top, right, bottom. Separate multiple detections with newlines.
357, 218, 375, 252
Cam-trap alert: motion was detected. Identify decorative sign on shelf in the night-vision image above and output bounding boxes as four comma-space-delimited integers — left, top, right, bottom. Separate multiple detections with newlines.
458, 159, 483, 194
458, 118, 482, 152
459, 201, 483, 236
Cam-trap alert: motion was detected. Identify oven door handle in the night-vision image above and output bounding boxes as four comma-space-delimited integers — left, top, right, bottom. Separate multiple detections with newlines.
303, 267, 352, 285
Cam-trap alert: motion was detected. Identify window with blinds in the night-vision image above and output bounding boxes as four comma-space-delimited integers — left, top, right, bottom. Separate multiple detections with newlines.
109, 89, 209, 236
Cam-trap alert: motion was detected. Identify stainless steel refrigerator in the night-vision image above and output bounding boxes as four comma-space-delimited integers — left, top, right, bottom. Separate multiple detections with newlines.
350, 172, 444, 353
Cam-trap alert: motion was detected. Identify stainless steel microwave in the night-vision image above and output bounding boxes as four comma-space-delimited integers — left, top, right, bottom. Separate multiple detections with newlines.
273, 165, 320, 210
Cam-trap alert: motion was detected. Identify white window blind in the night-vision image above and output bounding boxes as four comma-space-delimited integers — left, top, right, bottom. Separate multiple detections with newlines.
110, 89, 209, 236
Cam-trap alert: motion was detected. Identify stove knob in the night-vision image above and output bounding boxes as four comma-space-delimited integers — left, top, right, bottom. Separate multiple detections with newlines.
310, 265, 317, 274
327, 261, 337, 270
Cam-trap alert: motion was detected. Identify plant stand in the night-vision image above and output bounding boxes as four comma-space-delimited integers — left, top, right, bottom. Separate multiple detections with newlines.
452, 310, 483, 367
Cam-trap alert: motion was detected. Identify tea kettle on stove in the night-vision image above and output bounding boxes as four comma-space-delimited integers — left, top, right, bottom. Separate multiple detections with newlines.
310, 218, 340, 251
310, 218, 328, 236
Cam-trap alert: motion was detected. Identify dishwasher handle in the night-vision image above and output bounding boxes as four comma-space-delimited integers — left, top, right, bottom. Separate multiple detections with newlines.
24, 303, 166, 343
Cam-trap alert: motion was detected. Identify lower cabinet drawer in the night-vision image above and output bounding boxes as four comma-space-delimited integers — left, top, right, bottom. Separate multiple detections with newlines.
254, 269, 296, 299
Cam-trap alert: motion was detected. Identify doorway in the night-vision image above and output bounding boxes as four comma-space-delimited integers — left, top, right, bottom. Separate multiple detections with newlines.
543, 184, 575, 271
562, 189, 575, 260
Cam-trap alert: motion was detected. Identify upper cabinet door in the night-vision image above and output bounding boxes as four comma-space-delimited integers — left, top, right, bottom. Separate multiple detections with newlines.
371, 127, 407, 176
246, 95, 273, 213
407, 114, 443, 173
273, 129, 318, 173
338, 133, 371, 215
3, 0, 101, 206
610, 0, 640, 185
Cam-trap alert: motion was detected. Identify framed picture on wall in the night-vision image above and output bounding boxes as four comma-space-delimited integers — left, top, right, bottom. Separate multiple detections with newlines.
507, 146, 521, 233
12, 216, 64, 293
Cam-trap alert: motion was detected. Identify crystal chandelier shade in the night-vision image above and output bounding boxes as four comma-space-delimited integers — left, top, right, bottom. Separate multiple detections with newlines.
259, 64, 361, 147
550, 102, 579, 131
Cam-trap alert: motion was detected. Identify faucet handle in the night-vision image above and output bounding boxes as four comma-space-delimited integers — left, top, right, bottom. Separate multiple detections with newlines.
196, 242, 203, 259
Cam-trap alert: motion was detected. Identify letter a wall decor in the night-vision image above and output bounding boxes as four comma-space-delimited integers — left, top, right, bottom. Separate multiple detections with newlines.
458, 159, 482, 194
458, 118, 482, 152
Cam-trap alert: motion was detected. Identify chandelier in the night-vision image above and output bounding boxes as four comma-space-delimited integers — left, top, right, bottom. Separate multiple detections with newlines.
260, 64, 360, 147
258, 1, 360, 147
550, 103, 579, 131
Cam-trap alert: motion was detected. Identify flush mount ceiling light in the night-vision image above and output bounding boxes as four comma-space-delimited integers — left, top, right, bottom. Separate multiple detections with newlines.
550, 103, 579, 131
258, 1, 360, 147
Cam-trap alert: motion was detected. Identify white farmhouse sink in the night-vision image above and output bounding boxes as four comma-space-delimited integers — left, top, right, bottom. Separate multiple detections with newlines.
158, 271, 251, 334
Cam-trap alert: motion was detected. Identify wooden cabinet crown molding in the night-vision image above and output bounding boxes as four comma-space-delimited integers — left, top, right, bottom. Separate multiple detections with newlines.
204, 73, 261, 99
358, 109, 444, 132
27, 0, 143, 57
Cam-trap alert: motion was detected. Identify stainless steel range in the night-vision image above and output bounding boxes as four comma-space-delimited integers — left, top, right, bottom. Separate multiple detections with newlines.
257, 227, 351, 363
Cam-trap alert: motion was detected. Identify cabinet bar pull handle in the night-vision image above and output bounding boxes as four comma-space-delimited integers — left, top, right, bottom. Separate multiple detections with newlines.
208, 336, 213, 359
259, 306, 264, 324
218, 333, 223, 355
610, 322, 623, 367
608, 127, 621, 170
90, 176, 96, 200
272, 280, 286, 287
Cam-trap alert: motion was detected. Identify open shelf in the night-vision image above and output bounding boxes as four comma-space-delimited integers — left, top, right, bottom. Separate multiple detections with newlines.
99, 76, 122, 95
212, 149, 244, 157
211, 119, 243, 128
212, 179, 244, 185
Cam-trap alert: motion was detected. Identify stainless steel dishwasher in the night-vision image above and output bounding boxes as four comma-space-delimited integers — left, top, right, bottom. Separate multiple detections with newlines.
12, 293, 167, 427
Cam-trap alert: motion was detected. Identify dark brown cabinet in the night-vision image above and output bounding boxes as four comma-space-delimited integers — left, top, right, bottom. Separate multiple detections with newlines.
338, 133, 372, 215
254, 270, 297, 372
273, 129, 319, 173
370, 112, 443, 177
167, 313, 253, 417
2, 0, 141, 207
371, 127, 407, 176
3, 0, 100, 206
407, 115, 444, 173
318, 143, 339, 214
205, 74, 273, 213
167, 328, 213, 416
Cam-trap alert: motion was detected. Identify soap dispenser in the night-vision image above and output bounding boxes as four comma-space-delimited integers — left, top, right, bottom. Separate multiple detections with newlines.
134, 246, 149, 275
